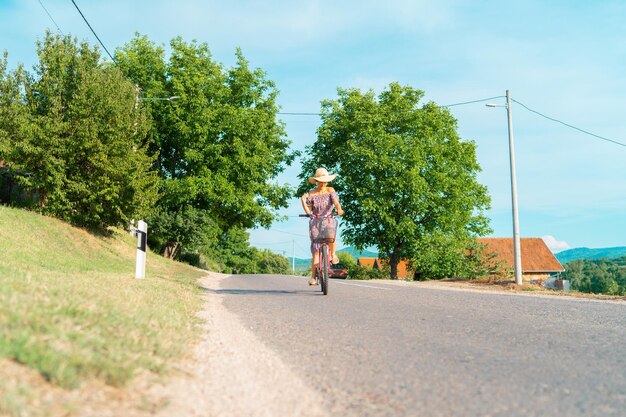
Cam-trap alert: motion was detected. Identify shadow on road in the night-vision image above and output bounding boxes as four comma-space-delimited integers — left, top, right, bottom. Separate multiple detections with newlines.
200, 287, 320, 296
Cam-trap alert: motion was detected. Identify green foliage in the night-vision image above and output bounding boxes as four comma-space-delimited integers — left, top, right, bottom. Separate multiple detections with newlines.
254, 249, 290, 275
0, 205, 205, 393
337, 251, 357, 268
206, 227, 256, 272
471, 241, 514, 281
412, 237, 502, 280
0, 52, 29, 165
148, 205, 220, 258
0, 54, 39, 207
205, 227, 290, 274
0, 32, 158, 229
299, 83, 491, 279
116, 35, 297, 256
335, 252, 389, 281
3, 32, 298, 271
347, 264, 389, 280
562, 257, 626, 295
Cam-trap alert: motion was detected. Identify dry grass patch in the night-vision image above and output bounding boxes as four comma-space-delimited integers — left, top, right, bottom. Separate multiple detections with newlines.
0, 206, 207, 416
435, 276, 626, 301
0, 358, 169, 417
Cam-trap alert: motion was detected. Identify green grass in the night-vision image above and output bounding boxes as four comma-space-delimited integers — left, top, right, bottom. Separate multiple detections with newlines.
0, 205, 206, 393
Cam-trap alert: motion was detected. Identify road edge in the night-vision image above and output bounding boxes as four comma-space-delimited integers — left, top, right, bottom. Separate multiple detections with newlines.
151, 271, 328, 417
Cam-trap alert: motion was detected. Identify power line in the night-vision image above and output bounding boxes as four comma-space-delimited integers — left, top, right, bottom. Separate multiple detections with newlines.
277, 96, 506, 117
268, 228, 309, 238
442, 95, 506, 108
512, 98, 626, 148
250, 240, 293, 247
70, 0, 116, 63
293, 240, 311, 255
38, 0, 64, 34
276, 94, 626, 148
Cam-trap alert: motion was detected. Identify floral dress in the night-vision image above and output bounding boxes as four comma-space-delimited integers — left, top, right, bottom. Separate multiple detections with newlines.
305, 191, 339, 254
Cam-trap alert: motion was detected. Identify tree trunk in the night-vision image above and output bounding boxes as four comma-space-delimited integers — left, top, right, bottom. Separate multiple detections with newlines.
162, 241, 180, 259
389, 251, 399, 280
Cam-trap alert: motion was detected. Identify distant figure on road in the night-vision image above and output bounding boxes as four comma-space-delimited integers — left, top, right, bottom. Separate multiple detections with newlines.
301, 167, 344, 285
231, 267, 238, 275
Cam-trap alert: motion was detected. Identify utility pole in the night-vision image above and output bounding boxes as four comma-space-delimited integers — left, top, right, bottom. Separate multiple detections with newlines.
292, 240, 295, 275
506, 90, 523, 285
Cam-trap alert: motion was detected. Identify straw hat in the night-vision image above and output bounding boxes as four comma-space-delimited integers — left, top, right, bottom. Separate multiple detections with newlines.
308, 167, 337, 184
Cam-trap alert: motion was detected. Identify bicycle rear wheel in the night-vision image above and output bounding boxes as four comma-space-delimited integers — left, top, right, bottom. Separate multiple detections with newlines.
321, 246, 329, 295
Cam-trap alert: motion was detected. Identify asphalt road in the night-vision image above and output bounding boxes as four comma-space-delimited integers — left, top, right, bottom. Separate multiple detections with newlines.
216, 274, 626, 417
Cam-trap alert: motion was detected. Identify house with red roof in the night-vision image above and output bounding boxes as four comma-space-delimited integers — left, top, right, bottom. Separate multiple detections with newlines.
357, 257, 415, 279
357, 257, 379, 269
357, 238, 563, 281
477, 237, 564, 281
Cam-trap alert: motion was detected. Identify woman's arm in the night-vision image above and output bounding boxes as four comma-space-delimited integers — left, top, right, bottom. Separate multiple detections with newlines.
331, 192, 344, 216
301, 193, 312, 215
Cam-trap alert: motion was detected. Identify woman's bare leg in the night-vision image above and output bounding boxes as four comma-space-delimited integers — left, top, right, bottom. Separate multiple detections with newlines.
330, 241, 339, 263
310, 252, 319, 284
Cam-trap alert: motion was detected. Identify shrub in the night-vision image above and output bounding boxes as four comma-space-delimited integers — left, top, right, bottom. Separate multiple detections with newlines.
347, 264, 388, 280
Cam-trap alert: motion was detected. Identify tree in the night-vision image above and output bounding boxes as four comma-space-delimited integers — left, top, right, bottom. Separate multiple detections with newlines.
299, 83, 491, 279
204, 227, 290, 274
116, 35, 296, 257
254, 249, 290, 275
205, 227, 256, 272
0, 52, 31, 203
336, 252, 357, 269
0, 53, 28, 165
562, 257, 626, 296
0, 32, 158, 229
147, 205, 220, 259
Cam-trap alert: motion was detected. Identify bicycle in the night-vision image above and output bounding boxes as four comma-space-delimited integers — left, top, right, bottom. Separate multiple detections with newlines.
300, 212, 337, 295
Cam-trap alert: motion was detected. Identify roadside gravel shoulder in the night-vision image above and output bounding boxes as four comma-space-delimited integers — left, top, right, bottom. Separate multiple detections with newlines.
149, 271, 328, 417
365, 278, 626, 304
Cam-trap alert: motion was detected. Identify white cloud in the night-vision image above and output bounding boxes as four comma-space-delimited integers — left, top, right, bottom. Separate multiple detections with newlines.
542, 235, 571, 253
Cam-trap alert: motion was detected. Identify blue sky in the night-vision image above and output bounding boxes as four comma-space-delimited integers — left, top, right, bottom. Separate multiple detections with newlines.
2, 0, 625, 258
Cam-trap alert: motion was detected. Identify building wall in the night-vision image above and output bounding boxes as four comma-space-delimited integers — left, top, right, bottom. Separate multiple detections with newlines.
523, 272, 550, 282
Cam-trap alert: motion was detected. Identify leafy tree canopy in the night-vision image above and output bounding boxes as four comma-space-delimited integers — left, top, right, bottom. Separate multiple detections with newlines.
0, 32, 158, 229
562, 257, 626, 295
206, 227, 290, 274
298, 83, 491, 279
115, 35, 297, 255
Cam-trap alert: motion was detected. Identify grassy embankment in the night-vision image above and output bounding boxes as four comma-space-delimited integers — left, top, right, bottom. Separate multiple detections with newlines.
0, 205, 207, 415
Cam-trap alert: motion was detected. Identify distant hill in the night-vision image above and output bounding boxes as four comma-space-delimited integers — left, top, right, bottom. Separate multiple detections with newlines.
337, 246, 378, 259
287, 257, 312, 272
556, 247, 626, 264
287, 246, 379, 272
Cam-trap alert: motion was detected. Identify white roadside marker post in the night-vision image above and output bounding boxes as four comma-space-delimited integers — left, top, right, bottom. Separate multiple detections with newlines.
135, 220, 147, 279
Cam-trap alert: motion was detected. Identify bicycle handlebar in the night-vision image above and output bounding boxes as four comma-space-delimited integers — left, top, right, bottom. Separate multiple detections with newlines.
299, 213, 337, 218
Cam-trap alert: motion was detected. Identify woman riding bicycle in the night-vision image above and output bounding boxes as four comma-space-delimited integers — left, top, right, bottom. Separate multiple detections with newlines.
301, 168, 344, 286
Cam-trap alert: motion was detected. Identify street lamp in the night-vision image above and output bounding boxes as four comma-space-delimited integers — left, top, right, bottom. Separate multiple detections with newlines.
486, 90, 523, 286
